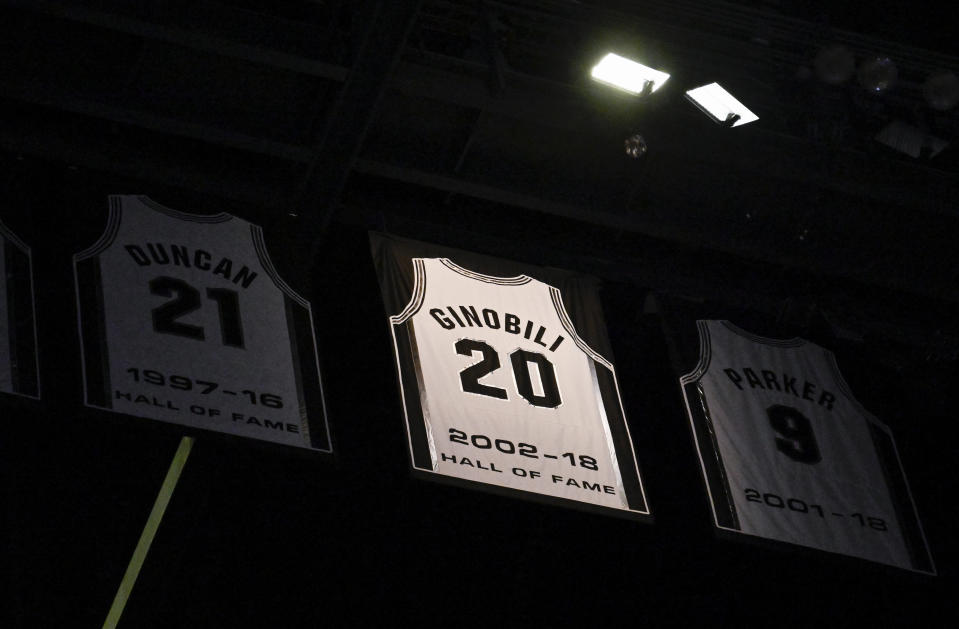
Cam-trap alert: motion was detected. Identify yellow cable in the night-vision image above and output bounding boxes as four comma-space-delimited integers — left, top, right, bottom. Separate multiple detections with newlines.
102, 436, 194, 629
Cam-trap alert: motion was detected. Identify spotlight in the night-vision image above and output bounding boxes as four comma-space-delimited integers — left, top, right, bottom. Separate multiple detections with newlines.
923, 71, 959, 111
814, 44, 855, 85
624, 134, 648, 158
858, 56, 897, 93
591, 53, 670, 95
685, 83, 758, 127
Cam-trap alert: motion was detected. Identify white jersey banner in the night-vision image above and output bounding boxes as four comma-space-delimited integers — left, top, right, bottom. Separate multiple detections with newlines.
681, 320, 934, 573
0, 218, 40, 399
376, 239, 649, 519
74, 195, 331, 451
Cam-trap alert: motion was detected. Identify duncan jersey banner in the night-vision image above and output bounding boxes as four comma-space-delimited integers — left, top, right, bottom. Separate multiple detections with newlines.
681, 320, 934, 573
74, 195, 331, 451
0, 218, 40, 399
372, 232, 649, 519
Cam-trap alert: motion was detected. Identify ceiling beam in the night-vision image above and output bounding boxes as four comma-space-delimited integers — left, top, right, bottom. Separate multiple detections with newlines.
2, 74, 956, 303
6, 1, 953, 217
3, 48, 954, 222
1, 86, 314, 162
4, 115, 957, 351
2, 0, 350, 80
291, 0, 423, 233
353, 158, 958, 303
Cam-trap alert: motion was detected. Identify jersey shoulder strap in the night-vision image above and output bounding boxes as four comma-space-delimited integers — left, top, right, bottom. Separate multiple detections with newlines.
75, 196, 123, 260
548, 285, 611, 368
680, 320, 715, 384
249, 224, 309, 307
391, 257, 428, 324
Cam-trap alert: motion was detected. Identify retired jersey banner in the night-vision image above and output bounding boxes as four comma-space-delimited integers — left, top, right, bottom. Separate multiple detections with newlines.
371, 232, 649, 519
681, 320, 934, 573
73, 195, 331, 451
0, 218, 40, 399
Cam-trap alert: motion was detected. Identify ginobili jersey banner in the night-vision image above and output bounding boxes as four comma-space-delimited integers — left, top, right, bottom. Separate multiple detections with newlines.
372, 232, 650, 519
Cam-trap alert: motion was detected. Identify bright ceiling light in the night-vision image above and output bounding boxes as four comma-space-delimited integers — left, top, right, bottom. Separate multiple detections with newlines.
590, 53, 670, 95
685, 83, 758, 127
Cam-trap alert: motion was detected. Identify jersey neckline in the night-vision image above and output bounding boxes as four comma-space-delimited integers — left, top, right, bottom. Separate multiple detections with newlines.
439, 257, 533, 285
137, 195, 234, 223
718, 320, 808, 347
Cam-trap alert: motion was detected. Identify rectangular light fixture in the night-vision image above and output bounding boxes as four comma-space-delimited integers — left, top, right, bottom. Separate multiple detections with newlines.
590, 53, 670, 95
685, 83, 758, 127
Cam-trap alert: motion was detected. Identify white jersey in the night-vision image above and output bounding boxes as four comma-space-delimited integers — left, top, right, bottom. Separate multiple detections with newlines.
74, 195, 330, 451
0, 219, 40, 398
391, 257, 648, 516
681, 320, 934, 573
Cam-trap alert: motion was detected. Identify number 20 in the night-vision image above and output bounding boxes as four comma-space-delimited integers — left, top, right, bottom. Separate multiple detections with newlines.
455, 339, 561, 408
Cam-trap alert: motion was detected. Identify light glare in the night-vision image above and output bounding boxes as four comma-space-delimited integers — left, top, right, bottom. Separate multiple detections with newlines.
685, 83, 759, 127
591, 53, 670, 94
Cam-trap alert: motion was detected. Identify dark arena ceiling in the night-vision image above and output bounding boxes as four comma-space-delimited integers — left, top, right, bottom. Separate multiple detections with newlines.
2, 1, 957, 627
2, 1, 958, 336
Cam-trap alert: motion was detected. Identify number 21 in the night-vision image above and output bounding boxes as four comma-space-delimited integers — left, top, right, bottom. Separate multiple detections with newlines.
150, 276, 245, 348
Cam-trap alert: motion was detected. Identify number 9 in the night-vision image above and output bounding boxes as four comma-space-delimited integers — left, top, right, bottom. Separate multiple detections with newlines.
767, 405, 822, 464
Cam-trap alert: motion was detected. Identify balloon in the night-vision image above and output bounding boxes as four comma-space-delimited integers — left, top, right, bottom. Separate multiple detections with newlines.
923, 71, 959, 111
858, 56, 898, 93
814, 45, 855, 85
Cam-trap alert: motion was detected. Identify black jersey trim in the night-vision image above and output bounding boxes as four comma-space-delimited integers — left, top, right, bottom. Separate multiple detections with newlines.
3, 237, 40, 398
719, 320, 806, 348
284, 294, 332, 452
440, 257, 532, 285
680, 321, 741, 530
825, 350, 936, 574
2, 240, 15, 392
867, 423, 937, 575
76, 197, 122, 260
137, 195, 233, 223
391, 258, 426, 324
594, 361, 650, 514
866, 423, 937, 575
74, 256, 112, 408
392, 319, 434, 470
251, 225, 309, 309
681, 379, 741, 530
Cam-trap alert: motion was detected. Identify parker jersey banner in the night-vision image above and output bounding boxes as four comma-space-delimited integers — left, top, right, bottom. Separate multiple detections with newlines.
74, 195, 331, 451
681, 320, 934, 573
373, 233, 649, 518
0, 218, 40, 398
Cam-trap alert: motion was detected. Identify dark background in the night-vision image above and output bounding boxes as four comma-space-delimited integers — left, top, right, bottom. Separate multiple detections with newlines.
2, 1, 957, 626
